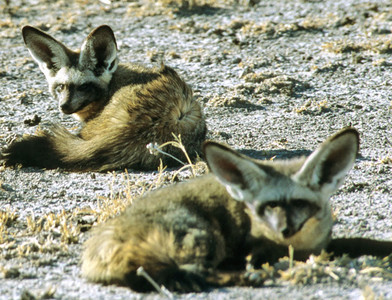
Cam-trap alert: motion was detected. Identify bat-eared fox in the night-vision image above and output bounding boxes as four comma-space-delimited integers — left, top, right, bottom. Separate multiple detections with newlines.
1, 25, 206, 171
81, 127, 392, 292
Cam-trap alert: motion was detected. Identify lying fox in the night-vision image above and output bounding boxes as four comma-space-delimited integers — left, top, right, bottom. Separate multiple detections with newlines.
0, 25, 206, 171
82, 127, 392, 292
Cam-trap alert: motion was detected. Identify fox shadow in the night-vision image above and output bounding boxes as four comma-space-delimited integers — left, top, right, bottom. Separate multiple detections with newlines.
238, 148, 366, 162
239, 148, 311, 161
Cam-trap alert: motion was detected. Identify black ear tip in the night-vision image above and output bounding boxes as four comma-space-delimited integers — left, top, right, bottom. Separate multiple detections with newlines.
87, 25, 116, 45
331, 127, 360, 144
22, 25, 31, 32
93, 25, 114, 36
21, 25, 51, 43
21, 25, 38, 43
98, 25, 113, 31
344, 127, 359, 138
21, 25, 44, 34
344, 127, 360, 147
21, 25, 34, 36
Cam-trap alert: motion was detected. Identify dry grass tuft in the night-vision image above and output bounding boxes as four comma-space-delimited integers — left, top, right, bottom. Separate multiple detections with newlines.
84, 134, 207, 226
207, 95, 258, 109
294, 100, 329, 115
0, 209, 18, 243
25, 211, 80, 244
0, 209, 17, 227
238, 14, 349, 40
148, 133, 207, 182
323, 37, 392, 54
243, 250, 392, 287
20, 286, 56, 300
238, 72, 309, 98
126, 0, 255, 17
1, 134, 203, 266
379, 156, 392, 164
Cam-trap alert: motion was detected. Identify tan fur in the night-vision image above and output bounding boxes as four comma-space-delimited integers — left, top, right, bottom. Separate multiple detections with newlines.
82, 174, 249, 292
0, 25, 206, 171
81, 128, 389, 293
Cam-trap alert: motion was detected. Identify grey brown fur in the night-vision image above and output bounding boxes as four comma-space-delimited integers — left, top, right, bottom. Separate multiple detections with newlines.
0, 25, 206, 171
81, 127, 392, 292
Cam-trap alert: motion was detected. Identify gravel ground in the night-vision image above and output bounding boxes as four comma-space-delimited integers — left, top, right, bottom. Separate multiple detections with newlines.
0, 0, 392, 299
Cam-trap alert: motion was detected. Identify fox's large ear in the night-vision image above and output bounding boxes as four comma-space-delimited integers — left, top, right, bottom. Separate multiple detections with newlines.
79, 25, 118, 76
293, 127, 359, 195
22, 26, 72, 75
203, 141, 269, 202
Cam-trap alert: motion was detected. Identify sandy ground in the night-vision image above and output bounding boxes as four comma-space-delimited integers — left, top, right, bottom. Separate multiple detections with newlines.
0, 0, 392, 299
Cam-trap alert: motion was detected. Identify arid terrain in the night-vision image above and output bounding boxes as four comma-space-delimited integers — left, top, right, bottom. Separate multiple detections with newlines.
0, 0, 392, 299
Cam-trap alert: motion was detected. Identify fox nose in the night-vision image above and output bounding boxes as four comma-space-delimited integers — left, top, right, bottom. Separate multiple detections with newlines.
282, 227, 295, 238
60, 102, 73, 114
60, 102, 72, 114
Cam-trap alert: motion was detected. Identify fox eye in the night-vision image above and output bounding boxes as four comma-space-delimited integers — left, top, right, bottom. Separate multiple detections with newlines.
291, 199, 309, 208
266, 202, 279, 208
78, 83, 93, 92
257, 201, 279, 215
290, 199, 320, 216
55, 84, 65, 93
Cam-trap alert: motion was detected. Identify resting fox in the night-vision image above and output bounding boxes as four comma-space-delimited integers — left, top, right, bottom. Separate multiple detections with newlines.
0, 25, 206, 171
81, 127, 392, 292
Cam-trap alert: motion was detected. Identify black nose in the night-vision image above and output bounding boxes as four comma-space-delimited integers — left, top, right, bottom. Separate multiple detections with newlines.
282, 227, 295, 238
60, 102, 73, 114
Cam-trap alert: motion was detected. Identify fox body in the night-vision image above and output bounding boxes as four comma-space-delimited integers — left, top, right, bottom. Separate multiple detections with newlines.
1, 25, 206, 171
82, 128, 392, 292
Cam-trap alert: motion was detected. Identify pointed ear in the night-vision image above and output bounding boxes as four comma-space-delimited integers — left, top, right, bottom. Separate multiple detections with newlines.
293, 127, 359, 195
22, 26, 72, 74
79, 25, 118, 76
203, 141, 268, 202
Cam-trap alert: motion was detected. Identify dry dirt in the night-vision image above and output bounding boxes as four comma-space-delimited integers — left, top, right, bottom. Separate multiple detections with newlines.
1, 0, 392, 299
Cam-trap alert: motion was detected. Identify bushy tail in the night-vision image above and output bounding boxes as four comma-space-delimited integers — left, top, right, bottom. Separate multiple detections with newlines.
0, 126, 71, 169
81, 224, 208, 292
0, 126, 116, 171
0, 122, 195, 171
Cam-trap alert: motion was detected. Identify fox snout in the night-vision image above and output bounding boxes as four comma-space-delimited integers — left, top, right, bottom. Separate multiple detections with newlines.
58, 94, 80, 115
53, 84, 77, 114
263, 206, 298, 238
53, 83, 100, 115
259, 199, 321, 239
59, 98, 74, 114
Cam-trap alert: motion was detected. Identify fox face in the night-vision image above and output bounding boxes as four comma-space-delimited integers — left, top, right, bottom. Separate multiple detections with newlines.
22, 25, 118, 120
204, 127, 359, 251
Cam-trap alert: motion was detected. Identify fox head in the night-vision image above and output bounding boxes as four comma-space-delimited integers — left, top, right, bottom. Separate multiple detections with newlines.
22, 25, 118, 121
203, 127, 359, 251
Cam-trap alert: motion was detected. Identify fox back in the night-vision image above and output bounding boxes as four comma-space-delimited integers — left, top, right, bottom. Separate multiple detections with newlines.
81, 128, 387, 292
0, 25, 206, 171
